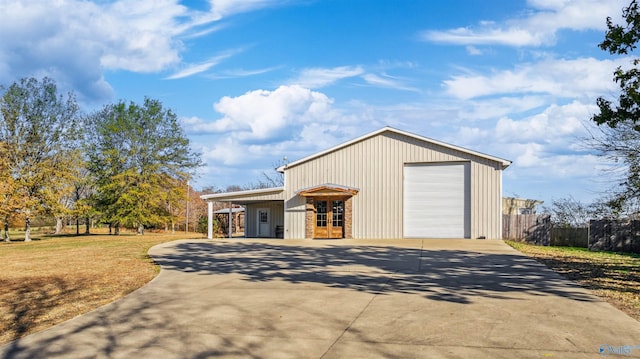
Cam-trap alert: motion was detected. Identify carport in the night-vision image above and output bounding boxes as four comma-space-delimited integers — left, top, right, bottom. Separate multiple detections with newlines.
202, 187, 285, 239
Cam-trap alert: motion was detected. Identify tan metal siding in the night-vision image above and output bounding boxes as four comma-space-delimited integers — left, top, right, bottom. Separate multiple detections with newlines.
284, 131, 504, 239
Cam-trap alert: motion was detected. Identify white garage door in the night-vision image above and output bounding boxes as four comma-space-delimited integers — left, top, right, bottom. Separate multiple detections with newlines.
403, 162, 470, 238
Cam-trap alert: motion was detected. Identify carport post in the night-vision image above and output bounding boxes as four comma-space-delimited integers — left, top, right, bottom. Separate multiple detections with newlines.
207, 201, 213, 239
228, 202, 233, 238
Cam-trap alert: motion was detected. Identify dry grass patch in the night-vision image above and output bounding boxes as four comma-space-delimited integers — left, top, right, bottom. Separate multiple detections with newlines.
507, 241, 640, 321
0, 232, 203, 345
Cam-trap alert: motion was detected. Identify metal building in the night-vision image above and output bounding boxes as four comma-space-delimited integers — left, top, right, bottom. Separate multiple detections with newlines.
202, 127, 511, 240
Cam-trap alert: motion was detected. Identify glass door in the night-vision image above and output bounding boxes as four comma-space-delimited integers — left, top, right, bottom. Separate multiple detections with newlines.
314, 200, 329, 238
313, 198, 344, 239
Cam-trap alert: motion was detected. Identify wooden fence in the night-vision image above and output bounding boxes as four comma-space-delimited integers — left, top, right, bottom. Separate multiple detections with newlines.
589, 220, 640, 254
502, 214, 551, 245
550, 227, 588, 247
504, 216, 640, 253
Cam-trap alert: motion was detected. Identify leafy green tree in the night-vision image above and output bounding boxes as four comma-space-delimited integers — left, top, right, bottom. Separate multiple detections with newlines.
0, 77, 81, 241
591, 0, 640, 209
87, 98, 201, 234
594, 0, 640, 128
69, 166, 96, 235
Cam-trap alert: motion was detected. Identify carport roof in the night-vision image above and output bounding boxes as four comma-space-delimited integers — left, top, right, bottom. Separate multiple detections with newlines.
200, 187, 285, 204
213, 207, 245, 214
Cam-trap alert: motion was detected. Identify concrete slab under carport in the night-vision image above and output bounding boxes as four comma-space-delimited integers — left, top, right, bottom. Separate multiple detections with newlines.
1, 238, 639, 358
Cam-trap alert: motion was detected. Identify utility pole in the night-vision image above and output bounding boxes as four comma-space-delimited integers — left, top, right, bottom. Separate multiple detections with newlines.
186, 180, 189, 233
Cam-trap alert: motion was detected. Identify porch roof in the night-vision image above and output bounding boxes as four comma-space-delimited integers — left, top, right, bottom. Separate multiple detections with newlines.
297, 183, 359, 197
213, 207, 245, 214
201, 187, 285, 204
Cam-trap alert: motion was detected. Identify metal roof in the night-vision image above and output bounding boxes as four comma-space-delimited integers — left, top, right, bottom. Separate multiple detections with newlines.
277, 126, 512, 172
213, 207, 245, 214
200, 187, 285, 202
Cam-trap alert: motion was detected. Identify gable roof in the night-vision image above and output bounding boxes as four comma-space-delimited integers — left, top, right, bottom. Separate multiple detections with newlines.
297, 183, 360, 197
277, 127, 512, 172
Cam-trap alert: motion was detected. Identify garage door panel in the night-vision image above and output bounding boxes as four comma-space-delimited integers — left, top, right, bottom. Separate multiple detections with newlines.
403, 162, 470, 238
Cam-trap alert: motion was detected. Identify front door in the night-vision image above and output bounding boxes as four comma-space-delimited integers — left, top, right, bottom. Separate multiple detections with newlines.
257, 208, 270, 237
314, 199, 344, 239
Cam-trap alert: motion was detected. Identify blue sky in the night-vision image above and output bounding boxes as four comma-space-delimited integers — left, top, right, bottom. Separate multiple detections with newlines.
0, 0, 632, 206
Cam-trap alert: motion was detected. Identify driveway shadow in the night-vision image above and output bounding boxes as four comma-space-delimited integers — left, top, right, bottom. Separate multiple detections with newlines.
0, 240, 611, 359
152, 241, 596, 304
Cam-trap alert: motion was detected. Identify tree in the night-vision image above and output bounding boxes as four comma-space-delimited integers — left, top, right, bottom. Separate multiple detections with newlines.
0, 77, 81, 241
87, 98, 201, 234
68, 165, 96, 235
591, 0, 640, 209
0, 141, 17, 241
542, 197, 591, 227
594, 0, 640, 128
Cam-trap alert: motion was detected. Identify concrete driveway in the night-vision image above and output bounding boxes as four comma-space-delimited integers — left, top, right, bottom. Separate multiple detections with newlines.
2, 239, 640, 358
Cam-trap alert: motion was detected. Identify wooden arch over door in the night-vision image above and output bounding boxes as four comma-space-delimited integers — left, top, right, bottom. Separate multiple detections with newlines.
298, 184, 359, 239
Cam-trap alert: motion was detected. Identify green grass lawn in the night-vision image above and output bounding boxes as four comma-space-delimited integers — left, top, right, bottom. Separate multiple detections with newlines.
0, 231, 204, 345
506, 240, 640, 321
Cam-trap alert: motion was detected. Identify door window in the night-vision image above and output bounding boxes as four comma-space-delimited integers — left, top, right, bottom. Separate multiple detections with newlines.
332, 200, 343, 227
316, 201, 327, 227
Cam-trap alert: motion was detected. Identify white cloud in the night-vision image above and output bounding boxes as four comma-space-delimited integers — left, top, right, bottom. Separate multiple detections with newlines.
440, 98, 606, 201
289, 65, 423, 92
205, 0, 286, 20
189, 85, 370, 171
0, 0, 188, 101
361, 73, 419, 92
288, 66, 364, 88
494, 103, 590, 145
421, 0, 626, 47
166, 61, 219, 80
458, 96, 548, 121
219, 67, 281, 77
450, 101, 598, 181
424, 27, 548, 47
165, 49, 243, 79
465, 46, 483, 55
459, 101, 594, 144
183, 85, 342, 142
444, 57, 627, 100
0, 0, 286, 102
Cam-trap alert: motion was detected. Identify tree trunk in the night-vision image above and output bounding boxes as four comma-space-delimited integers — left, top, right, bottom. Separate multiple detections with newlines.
55, 217, 63, 234
137, 223, 144, 235
85, 217, 90, 234
24, 217, 31, 242
76, 218, 80, 235
114, 223, 120, 235
3, 217, 9, 242
171, 221, 175, 234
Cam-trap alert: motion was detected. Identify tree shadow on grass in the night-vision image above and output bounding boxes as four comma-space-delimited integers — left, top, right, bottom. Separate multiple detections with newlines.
0, 276, 82, 343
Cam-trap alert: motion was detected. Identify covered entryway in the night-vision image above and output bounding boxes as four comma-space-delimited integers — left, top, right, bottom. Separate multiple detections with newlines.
298, 184, 359, 239
403, 162, 471, 238
201, 187, 285, 239
313, 198, 344, 238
